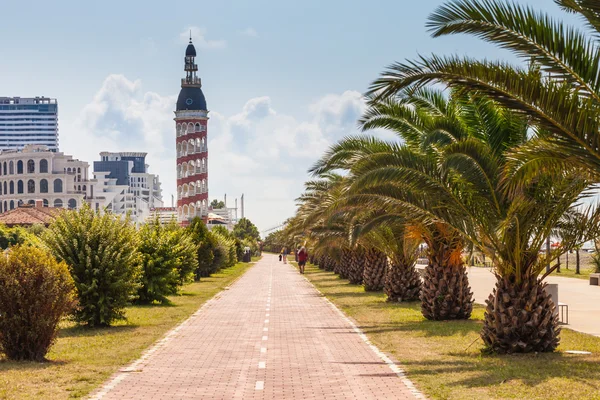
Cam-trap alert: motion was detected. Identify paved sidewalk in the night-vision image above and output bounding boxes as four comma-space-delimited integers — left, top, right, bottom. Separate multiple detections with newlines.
466, 267, 600, 337
91, 254, 420, 399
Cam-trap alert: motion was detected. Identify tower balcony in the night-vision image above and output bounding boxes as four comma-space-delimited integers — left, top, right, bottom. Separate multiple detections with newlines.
181, 77, 202, 87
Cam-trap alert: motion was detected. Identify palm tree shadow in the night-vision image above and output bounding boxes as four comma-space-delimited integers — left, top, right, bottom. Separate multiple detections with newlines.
402, 355, 600, 389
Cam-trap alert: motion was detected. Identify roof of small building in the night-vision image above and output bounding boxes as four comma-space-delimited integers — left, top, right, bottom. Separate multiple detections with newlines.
0, 204, 62, 227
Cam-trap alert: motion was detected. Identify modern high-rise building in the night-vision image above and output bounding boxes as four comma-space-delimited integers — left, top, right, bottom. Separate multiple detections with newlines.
175, 37, 209, 225
93, 151, 163, 224
0, 97, 59, 151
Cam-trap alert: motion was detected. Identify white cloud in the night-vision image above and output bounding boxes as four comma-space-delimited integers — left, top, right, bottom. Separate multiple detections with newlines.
180, 26, 226, 49
240, 28, 258, 38
68, 76, 372, 233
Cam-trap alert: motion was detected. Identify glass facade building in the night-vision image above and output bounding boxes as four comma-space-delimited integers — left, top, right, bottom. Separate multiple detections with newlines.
0, 97, 59, 151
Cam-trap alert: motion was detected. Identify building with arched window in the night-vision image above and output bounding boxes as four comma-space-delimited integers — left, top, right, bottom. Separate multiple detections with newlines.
175, 37, 209, 225
0, 144, 116, 214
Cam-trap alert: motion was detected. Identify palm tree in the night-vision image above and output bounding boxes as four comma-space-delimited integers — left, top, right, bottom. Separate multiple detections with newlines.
313, 89, 477, 321
368, 0, 600, 186
314, 90, 600, 352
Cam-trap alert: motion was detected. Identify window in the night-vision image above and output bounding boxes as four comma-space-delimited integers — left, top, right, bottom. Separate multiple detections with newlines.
9, 200, 14, 210
17, 180, 23, 194
40, 159, 48, 173
54, 199, 63, 208
54, 179, 63, 193
9, 161, 14, 174
43, 199, 48, 207
3, 182, 6, 195
17, 200, 23, 207
40, 179, 48, 193
3, 201, 6, 212
27, 179, 35, 193
17, 160, 23, 174
77, 167, 81, 173
68, 199, 77, 209
9, 181, 14, 194
2, 162, 5, 175
28, 200, 35, 206
82, 185, 86, 192
27, 159, 35, 174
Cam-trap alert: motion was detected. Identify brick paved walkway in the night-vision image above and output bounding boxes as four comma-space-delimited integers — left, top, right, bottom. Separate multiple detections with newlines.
91, 254, 421, 399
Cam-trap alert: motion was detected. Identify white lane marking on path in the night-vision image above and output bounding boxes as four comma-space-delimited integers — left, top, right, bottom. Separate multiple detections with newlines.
263, 327, 268, 332
255, 381, 264, 390
265, 319, 269, 323
258, 361, 266, 369
262, 335, 268, 341
301, 273, 427, 400
261, 347, 267, 353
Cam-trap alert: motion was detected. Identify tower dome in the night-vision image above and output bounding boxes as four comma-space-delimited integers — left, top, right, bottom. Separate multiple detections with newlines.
177, 37, 207, 111
185, 42, 196, 57
176, 87, 207, 111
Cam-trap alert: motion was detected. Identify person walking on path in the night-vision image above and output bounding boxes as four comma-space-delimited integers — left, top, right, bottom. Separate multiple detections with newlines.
298, 246, 308, 274
282, 247, 288, 264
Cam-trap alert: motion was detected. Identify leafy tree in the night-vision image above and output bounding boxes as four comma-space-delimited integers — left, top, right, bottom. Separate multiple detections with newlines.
0, 224, 32, 250
43, 205, 140, 327
210, 199, 225, 209
136, 217, 197, 304
0, 245, 75, 361
187, 217, 217, 278
233, 218, 260, 241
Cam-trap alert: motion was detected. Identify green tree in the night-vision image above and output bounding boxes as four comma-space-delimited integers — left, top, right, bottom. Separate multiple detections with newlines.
186, 217, 216, 278
0, 224, 32, 250
136, 217, 197, 304
210, 199, 225, 209
233, 218, 260, 241
43, 205, 140, 327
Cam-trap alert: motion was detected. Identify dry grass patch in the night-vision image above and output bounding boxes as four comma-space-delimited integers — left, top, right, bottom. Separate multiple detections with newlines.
304, 264, 600, 400
0, 261, 255, 399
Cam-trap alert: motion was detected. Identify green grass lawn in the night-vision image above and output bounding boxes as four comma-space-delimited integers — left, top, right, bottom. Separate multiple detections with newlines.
0, 261, 255, 400
303, 263, 600, 400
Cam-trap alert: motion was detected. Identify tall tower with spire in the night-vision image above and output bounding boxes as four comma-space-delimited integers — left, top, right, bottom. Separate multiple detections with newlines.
175, 36, 209, 224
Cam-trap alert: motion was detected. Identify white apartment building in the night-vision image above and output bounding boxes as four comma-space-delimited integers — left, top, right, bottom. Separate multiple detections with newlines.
93, 152, 163, 225
0, 145, 117, 213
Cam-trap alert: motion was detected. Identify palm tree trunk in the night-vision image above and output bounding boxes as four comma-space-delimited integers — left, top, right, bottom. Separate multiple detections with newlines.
481, 275, 560, 354
576, 248, 581, 274
421, 227, 473, 320
385, 258, 421, 302
362, 248, 387, 291
324, 255, 335, 272
337, 249, 352, 279
347, 248, 365, 285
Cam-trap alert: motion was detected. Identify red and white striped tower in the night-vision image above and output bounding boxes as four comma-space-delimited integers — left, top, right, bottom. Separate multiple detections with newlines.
175, 36, 209, 225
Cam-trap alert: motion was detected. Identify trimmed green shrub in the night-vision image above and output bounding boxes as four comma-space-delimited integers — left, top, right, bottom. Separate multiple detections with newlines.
137, 218, 197, 303
186, 217, 216, 278
0, 245, 75, 361
42, 205, 140, 327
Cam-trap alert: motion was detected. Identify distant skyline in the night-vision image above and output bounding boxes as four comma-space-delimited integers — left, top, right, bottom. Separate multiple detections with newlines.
0, 0, 572, 233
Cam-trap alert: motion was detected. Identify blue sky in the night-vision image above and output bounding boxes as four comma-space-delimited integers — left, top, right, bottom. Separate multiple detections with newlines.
0, 0, 573, 233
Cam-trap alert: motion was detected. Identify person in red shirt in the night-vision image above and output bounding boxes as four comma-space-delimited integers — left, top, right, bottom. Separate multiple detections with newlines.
297, 246, 308, 274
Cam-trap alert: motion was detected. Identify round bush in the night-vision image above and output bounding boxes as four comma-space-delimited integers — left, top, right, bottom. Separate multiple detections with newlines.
0, 245, 75, 361
43, 205, 140, 327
